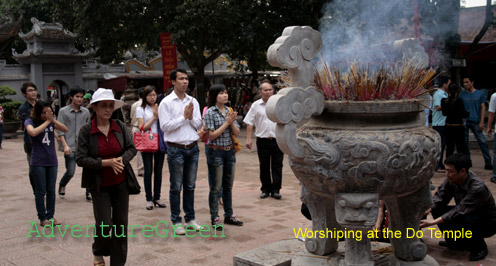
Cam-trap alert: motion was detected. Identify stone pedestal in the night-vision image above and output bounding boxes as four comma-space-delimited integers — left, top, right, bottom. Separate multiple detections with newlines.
234, 239, 439, 266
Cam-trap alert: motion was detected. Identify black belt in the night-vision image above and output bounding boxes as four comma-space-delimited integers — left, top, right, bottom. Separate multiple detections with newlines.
167, 141, 198, 149
257, 137, 276, 140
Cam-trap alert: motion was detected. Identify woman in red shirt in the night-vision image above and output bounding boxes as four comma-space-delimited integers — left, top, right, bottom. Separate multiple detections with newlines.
76, 88, 137, 266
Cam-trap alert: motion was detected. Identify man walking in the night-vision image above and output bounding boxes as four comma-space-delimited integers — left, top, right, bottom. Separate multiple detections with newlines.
432, 76, 449, 172
244, 80, 284, 199
57, 86, 91, 200
158, 68, 203, 235
18, 82, 38, 192
460, 76, 492, 169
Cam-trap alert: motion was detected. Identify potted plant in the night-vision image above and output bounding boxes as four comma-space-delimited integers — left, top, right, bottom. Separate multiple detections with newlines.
0, 85, 23, 137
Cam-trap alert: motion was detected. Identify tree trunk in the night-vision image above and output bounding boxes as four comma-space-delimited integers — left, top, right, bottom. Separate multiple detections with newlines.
194, 66, 207, 110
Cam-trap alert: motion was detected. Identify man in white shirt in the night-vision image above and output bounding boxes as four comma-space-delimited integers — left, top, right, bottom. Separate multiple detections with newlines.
130, 88, 144, 176
243, 81, 284, 199
158, 68, 203, 234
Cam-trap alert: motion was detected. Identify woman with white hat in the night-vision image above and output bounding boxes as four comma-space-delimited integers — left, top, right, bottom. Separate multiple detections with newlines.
76, 88, 137, 266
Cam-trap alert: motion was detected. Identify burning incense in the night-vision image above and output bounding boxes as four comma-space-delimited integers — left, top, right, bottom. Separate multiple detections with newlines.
314, 59, 437, 101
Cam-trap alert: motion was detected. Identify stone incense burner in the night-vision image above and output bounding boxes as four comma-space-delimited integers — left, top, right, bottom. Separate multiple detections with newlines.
266, 26, 440, 266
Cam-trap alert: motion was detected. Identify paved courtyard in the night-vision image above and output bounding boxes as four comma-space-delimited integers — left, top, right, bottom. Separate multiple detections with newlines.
1, 128, 496, 266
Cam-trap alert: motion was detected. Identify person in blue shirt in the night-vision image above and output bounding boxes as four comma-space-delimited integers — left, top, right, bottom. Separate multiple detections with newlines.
459, 77, 492, 170
432, 76, 449, 171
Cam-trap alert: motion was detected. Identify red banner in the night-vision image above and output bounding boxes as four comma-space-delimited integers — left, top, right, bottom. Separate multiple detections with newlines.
160, 33, 178, 92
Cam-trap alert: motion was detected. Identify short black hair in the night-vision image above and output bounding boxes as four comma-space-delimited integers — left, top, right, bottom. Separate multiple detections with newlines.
463, 76, 473, 82
438, 76, 450, 86
69, 85, 85, 97
445, 153, 471, 172
207, 84, 227, 108
21, 82, 37, 95
170, 68, 188, 81
137, 87, 144, 99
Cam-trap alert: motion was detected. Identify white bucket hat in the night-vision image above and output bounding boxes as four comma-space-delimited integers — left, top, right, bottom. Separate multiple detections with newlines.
89, 88, 125, 110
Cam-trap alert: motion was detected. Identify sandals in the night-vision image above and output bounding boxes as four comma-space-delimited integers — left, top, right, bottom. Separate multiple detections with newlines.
93, 261, 105, 266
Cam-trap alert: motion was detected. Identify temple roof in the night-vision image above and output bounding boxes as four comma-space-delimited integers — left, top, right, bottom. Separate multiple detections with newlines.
18, 17, 76, 41
458, 6, 496, 43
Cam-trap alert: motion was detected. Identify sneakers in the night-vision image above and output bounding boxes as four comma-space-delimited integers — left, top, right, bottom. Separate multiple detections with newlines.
491, 177, 496, 184
58, 185, 65, 199
185, 220, 204, 231
224, 215, 243, 226
211, 217, 223, 230
260, 192, 269, 198
173, 224, 186, 235
271, 192, 282, 200
86, 193, 92, 202
484, 164, 493, 170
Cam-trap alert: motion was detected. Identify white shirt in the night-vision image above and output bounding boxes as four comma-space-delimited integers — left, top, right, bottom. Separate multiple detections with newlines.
243, 98, 276, 138
130, 99, 142, 128
488, 93, 496, 131
158, 91, 202, 144
136, 105, 158, 134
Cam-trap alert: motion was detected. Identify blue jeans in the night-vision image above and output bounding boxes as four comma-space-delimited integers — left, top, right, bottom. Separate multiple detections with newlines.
31, 166, 57, 221
465, 121, 492, 165
205, 146, 236, 221
142, 151, 165, 201
167, 145, 199, 224
60, 152, 89, 195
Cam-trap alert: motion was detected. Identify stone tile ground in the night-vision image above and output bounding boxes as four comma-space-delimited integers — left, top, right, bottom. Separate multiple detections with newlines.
0, 129, 495, 265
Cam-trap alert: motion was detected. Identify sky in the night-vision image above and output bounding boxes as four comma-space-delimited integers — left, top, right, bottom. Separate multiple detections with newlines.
463, 0, 494, 7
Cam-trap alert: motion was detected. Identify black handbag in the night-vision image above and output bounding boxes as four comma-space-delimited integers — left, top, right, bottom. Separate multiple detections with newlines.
115, 119, 141, 195
126, 166, 141, 195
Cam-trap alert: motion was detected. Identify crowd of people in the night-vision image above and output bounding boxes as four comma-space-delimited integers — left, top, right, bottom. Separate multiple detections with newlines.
15, 68, 284, 266
13, 71, 496, 264
425, 75, 496, 261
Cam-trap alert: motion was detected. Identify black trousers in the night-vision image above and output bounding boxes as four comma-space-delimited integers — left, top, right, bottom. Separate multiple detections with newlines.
433, 126, 445, 168
445, 125, 466, 159
91, 181, 129, 266
256, 137, 284, 194
432, 205, 496, 252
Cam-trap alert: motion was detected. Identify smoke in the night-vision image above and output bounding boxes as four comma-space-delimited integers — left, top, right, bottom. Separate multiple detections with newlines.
318, 0, 458, 68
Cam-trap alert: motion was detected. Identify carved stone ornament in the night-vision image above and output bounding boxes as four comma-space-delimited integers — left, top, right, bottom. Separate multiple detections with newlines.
267, 26, 322, 88
266, 26, 325, 158
266, 86, 324, 158
266, 26, 440, 265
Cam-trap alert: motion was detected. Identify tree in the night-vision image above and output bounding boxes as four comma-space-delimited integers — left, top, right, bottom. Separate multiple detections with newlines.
0, 0, 56, 63
226, 0, 325, 80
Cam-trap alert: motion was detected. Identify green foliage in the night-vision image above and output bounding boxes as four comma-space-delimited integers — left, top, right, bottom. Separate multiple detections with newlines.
0, 85, 20, 121
0, 0, 57, 63
0, 85, 17, 98
2, 100, 22, 122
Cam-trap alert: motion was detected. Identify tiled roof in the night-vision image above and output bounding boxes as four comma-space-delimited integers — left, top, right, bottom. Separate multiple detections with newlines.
21, 28, 77, 41
458, 6, 496, 42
